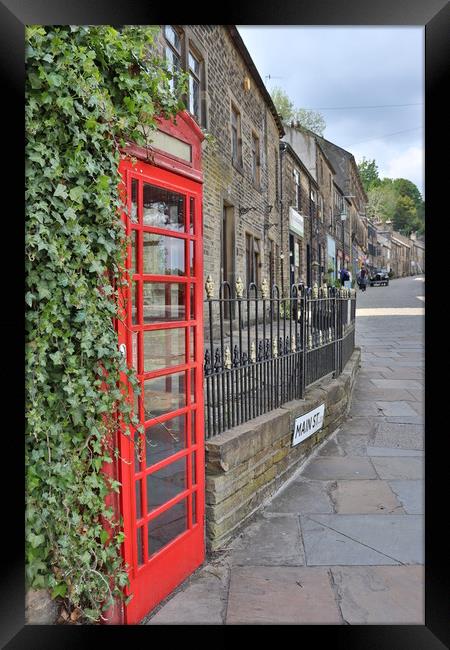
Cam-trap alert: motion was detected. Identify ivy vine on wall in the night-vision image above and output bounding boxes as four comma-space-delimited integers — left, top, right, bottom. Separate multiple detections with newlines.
25, 25, 187, 623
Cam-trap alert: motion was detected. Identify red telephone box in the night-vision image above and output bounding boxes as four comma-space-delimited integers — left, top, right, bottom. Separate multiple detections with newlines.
116, 111, 205, 624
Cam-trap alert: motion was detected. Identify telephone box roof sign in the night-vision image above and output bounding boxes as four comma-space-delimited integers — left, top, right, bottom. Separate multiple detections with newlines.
123, 110, 205, 183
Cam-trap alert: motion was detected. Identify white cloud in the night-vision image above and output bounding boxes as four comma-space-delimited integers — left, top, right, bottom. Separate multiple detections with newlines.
379, 146, 424, 195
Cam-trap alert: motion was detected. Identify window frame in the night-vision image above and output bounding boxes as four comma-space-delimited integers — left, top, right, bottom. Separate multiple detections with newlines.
251, 131, 261, 188
162, 26, 207, 129
293, 169, 300, 211
231, 102, 243, 169
245, 232, 261, 287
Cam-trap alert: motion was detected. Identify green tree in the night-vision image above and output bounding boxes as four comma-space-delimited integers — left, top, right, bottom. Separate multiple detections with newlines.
392, 178, 423, 207
357, 158, 380, 193
392, 195, 420, 235
271, 86, 295, 121
366, 181, 398, 222
271, 87, 326, 136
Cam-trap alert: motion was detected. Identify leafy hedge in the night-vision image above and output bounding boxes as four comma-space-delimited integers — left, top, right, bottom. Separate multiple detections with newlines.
25, 25, 186, 622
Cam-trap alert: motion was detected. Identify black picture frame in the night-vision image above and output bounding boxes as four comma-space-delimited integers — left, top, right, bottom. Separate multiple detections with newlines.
2, 0, 446, 646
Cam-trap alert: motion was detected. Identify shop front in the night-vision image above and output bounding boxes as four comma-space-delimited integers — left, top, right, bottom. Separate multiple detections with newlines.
289, 206, 304, 286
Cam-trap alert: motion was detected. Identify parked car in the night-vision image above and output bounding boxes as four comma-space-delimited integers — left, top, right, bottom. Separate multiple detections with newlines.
369, 268, 390, 286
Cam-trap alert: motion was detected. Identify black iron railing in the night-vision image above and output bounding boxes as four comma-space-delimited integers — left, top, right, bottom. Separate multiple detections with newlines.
203, 277, 356, 438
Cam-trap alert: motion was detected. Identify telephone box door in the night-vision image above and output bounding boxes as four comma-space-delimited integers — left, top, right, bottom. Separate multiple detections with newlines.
117, 136, 205, 624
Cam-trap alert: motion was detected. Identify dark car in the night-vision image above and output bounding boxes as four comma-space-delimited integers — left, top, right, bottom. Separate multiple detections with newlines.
369, 268, 389, 286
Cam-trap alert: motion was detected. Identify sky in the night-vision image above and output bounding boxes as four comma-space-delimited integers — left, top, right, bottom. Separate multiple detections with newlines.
237, 26, 424, 197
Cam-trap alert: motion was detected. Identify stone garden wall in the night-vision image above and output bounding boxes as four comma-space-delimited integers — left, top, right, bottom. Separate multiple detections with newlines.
205, 348, 361, 550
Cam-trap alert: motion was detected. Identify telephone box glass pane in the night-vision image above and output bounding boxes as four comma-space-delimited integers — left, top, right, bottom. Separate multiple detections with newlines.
143, 233, 185, 276
143, 283, 186, 322
143, 183, 185, 232
145, 414, 187, 467
131, 178, 138, 223
146, 457, 187, 512
143, 371, 186, 420
143, 329, 186, 372
147, 498, 188, 557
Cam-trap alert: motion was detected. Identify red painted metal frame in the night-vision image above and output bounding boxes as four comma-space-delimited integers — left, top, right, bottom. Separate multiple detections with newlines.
115, 112, 205, 624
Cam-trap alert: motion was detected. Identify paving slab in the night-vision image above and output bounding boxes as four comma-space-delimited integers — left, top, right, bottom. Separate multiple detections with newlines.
376, 420, 424, 437
226, 566, 342, 624
335, 434, 372, 456
331, 566, 424, 624
353, 388, 417, 402
367, 446, 423, 457
370, 379, 423, 390
385, 415, 424, 425
147, 560, 230, 624
375, 401, 419, 417
356, 371, 388, 379
408, 401, 424, 416
388, 480, 424, 514
265, 479, 334, 514
407, 389, 425, 401
302, 457, 377, 480
301, 514, 424, 565
339, 416, 378, 435
348, 401, 385, 416
330, 480, 404, 514
371, 457, 424, 480
381, 369, 424, 380
230, 514, 304, 566
317, 438, 344, 457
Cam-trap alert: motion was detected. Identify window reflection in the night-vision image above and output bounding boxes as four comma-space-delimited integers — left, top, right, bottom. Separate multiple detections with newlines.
143, 283, 186, 322
145, 414, 186, 467
143, 183, 185, 231
143, 329, 186, 372
144, 371, 186, 420
143, 233, 185, 276
146, 457, 186, 512
147, 498, 187, 557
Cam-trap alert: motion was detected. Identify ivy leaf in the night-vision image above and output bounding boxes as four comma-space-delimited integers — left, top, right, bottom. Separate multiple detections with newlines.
29, 533, 46, 548
49, 351, 63, 365
63, 207, 77, 220
100, 529, 109, 545
51, 583, 67, 599
69, 186, 84, 203
54, 184, 68, 199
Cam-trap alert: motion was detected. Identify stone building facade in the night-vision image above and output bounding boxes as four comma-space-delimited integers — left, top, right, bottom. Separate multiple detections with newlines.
282, 125, 337, 287
279, 141, 319, 290
315, 136, 368, 280
154, 25, 284, 299
410, 232, 425, 274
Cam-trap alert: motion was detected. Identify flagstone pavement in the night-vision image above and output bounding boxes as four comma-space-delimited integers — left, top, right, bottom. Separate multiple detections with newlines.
145, 276, 425, 625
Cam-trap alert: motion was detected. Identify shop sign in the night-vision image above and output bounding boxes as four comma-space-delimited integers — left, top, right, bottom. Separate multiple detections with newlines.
292, 404, 325, 446
289, 207, 304, 238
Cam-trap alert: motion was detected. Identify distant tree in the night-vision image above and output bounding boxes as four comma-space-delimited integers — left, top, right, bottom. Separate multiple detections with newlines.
366, 182, 398, 222
271, 87, 295, 121
357, 158, 380, 193
360, 160, 425, 236
271, 87, 326, 136
293, 108, 326, 137
392, 195, 421, 236
392, 178, 423, 207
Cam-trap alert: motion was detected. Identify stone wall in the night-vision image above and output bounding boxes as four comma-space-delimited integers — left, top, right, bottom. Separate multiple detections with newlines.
205, 347, 361, 551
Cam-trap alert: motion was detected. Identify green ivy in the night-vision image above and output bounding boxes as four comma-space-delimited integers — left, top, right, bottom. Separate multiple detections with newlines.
25, 25, 187, 623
